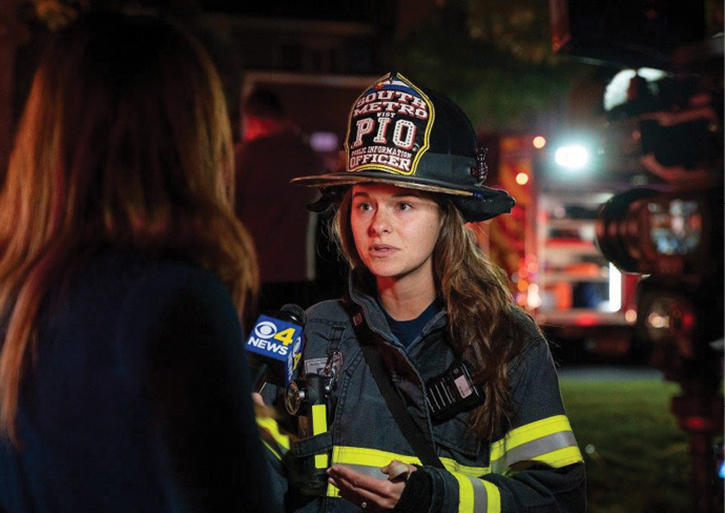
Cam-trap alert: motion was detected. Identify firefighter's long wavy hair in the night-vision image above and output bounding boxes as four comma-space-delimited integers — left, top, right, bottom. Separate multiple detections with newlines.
0, 11, 259, 444
335, 190, 532, 440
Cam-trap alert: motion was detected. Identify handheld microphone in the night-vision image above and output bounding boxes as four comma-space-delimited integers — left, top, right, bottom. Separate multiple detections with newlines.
245, 303, 306, 393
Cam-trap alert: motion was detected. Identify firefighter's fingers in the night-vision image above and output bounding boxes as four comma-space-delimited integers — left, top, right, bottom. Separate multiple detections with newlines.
381, 460, 415, 482
328, 465, 406, 510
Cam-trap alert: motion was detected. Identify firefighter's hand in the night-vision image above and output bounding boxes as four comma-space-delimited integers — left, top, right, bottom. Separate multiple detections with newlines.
327, 460, 416, 511
381, 461, 416, 482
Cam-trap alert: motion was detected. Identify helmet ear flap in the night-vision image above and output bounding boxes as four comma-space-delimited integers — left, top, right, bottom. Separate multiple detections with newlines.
452, 188, 515, 223
305, 186, 346, 214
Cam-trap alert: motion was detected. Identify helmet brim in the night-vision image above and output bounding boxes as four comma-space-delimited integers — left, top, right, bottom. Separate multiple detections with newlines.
292, 171, 481, 197
291, 170, 516, 222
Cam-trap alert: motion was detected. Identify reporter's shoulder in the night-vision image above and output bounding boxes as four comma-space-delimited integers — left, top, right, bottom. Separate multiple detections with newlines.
75, 249, 231, 308
107, 254, 242, 369
121, 257, 237, 323
146, 257, 226, 289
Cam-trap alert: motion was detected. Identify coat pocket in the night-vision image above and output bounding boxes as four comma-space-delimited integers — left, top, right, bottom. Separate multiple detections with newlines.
432, 412, 485, 463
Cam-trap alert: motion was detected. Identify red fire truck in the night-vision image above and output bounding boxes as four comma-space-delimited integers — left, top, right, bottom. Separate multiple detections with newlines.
482, 134, 641, 361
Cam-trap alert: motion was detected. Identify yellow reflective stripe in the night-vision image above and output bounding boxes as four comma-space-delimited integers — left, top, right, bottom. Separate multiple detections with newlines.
261, 439, 282, 460
332, 446, 490, 477
505, 415, 575, 450
328, 482, 341, 498
441, 458, 490, 477
312, 404, 329, 469
490, 415, 583, 470
333, 446, 422, 468
538, 446, 584, 468
483, 480, 501, 513
329, 446, 504, 513
256, 415, 290, 452
453, 472, 475, 513
327, 447, 418, 498
312, 404, 328, 435
451, 473, 502, 513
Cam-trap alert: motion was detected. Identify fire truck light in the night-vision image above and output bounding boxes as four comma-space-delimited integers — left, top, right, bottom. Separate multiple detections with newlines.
516, 172, 529, 185
607, 263, 622, 312
554, 145, 589, 170
533, 136, 546, 149
576, 313, 599, 326
527, 285, 542, 309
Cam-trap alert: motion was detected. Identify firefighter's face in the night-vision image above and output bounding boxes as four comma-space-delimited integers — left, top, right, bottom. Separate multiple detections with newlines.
350, 184, 443, 286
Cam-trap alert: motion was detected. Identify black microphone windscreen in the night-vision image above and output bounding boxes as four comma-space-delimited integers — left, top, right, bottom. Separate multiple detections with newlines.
250, 360, 269, 393
280, 303, 306, 327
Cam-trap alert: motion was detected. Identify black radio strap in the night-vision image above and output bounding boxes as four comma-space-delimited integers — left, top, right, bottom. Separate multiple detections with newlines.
347, 303, 444, 469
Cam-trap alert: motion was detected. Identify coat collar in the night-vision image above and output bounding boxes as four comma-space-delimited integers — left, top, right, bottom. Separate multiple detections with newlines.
346, 277, 447, 350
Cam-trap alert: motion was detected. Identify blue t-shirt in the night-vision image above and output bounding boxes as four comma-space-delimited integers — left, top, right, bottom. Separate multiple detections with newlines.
382, 300, 442, 347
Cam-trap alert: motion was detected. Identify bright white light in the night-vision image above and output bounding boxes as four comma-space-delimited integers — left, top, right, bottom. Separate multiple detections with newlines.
607, 263, 622, 312
603, 67, 668, 112
554, 145, 589, 170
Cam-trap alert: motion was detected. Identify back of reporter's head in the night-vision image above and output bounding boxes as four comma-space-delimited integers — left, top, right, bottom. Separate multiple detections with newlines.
0, 11, 258, 442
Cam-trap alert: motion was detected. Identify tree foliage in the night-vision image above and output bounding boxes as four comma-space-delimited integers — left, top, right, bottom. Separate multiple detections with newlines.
382, 0, 596, 132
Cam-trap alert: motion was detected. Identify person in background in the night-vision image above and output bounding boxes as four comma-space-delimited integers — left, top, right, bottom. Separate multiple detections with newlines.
0, 11, 278, 513
235, 88, 324, 321
258, 72, 586, 512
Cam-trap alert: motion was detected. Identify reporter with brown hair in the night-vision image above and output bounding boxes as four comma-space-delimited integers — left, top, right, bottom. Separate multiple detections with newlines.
0, 11, 275, 513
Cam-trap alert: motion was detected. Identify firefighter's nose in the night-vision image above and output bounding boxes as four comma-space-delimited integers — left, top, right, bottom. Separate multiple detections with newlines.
370, 210, 391, 234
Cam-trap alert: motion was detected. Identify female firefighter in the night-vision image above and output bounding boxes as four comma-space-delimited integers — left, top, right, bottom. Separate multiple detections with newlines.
258, 72, 586, 513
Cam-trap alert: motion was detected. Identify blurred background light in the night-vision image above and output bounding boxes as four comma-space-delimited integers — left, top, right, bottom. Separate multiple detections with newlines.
309, 131, 339, 152
554, 144, 590, 170
603, 68, 668, 112
533, 135, 547, 149
607, 263, 622, 312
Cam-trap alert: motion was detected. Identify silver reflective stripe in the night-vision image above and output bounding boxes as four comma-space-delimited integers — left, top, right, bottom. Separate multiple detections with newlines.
340, 464, 388, 480
468, 476, 489, 513
491, 431, 578, 473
